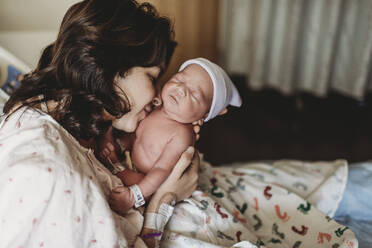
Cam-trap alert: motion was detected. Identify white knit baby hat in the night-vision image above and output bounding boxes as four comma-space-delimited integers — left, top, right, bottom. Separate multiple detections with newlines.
179, 58, 242, 122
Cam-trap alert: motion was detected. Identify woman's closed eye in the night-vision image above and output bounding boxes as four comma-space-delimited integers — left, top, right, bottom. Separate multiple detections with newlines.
147, 73, 156, 84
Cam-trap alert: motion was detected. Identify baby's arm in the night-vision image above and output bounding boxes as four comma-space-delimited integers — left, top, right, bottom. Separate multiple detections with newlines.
116, 169, 145, 187
138, 129, 194, 199
109, 128, 193, 214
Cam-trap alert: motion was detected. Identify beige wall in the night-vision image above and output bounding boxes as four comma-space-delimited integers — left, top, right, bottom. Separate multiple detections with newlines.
0, 0, 220, 78
139, 0, 220, 84
0, 0, 80, 67
0, 0, 80, 31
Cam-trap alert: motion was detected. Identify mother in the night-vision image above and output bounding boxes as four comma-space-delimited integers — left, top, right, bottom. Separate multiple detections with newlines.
0, 0, 198, 247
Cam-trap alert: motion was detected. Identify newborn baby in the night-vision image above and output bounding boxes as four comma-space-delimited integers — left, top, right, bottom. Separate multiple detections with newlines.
100, 58, 242, 210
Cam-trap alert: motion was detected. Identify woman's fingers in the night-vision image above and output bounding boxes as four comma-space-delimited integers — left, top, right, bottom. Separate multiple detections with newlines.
182, 150, 199, 174
182, 150, 199, 184
155, 147, 199, 203
193, 125, 200, 134
192, 119, 203, 141
192, 119, 204, 126
189, 150, 200, 173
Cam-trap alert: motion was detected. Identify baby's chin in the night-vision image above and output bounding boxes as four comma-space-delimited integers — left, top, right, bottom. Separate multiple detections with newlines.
162, 98, 203, 123
164, 110, 188, 123
164, 108, 200, 124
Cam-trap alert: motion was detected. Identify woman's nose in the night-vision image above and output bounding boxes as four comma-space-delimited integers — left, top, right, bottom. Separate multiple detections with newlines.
144, 104, 153, 115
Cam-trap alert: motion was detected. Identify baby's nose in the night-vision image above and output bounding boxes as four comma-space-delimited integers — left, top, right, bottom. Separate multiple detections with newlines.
176, 85, 186, 97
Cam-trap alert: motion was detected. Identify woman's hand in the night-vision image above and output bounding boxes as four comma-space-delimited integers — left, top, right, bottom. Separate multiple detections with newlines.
148, 146, 199, 211
158, 146, 199, 201
140, 147, 199, 247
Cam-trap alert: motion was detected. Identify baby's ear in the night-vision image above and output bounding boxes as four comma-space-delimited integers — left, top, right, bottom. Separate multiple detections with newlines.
218, 108, 228, 116
152, 96, 162, 107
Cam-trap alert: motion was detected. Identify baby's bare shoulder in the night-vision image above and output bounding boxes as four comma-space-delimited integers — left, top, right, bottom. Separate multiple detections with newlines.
169, 123, 193, 145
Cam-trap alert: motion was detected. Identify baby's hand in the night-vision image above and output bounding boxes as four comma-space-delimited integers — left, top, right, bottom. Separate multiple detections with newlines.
109, 186, 134, 216
100, 142, 121, 164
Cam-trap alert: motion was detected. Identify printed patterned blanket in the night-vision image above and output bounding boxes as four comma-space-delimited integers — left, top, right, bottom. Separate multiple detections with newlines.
162, 159, 357, 248
1, 107, 357, 247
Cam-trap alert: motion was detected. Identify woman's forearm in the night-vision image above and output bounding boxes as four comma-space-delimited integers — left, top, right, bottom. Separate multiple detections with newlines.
146, 191, 176, 213
138, 147, 199, 247
140, 192, 177, 247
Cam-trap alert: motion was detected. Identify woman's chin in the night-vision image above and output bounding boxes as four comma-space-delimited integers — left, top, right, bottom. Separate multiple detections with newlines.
112, 123, 136, 133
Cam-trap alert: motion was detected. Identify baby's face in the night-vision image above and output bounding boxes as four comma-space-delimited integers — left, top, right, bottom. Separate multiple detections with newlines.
161, 64, 213, 123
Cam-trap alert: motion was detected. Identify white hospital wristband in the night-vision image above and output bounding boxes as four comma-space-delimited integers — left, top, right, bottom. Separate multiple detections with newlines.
129, 184, 145, 208
144, 203, 175, 231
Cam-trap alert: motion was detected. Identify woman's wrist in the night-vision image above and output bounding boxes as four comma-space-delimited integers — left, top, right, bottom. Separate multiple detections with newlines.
146, 192, 177, 213
140, 192, 177, 247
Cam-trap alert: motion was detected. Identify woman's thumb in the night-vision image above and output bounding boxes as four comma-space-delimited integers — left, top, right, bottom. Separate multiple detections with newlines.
172, 146, 195, 177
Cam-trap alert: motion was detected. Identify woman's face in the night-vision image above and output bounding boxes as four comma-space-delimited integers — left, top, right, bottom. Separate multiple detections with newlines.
112, 66, 161, 132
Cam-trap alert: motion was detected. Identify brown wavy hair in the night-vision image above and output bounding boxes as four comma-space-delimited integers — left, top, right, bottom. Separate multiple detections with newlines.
4, 0, 176, 140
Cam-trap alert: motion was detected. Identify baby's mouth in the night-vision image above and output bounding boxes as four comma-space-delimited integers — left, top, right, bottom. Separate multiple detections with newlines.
170, 94, 178, 104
